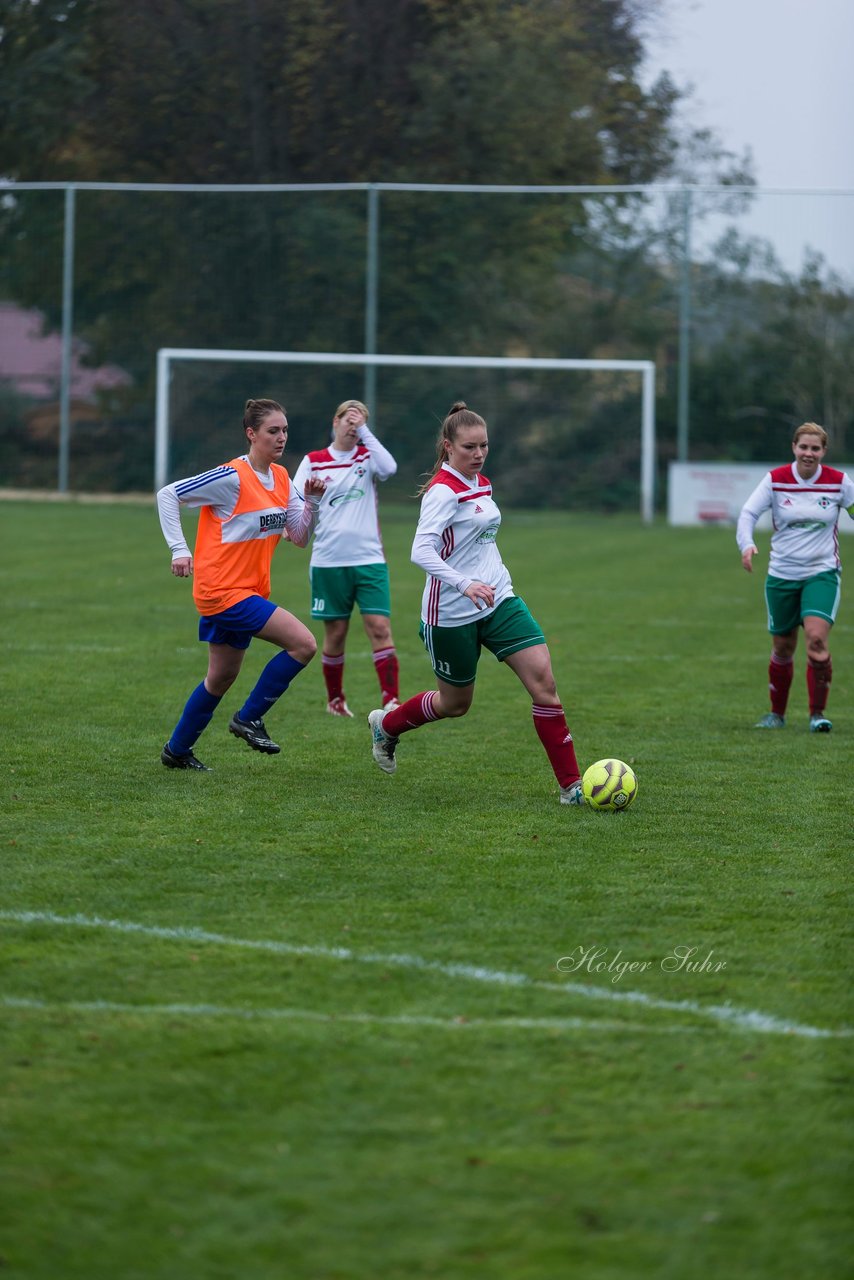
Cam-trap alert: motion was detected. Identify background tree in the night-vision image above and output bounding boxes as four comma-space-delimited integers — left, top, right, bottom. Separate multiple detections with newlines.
1, 0, 849, 499
1, 0, 678, 185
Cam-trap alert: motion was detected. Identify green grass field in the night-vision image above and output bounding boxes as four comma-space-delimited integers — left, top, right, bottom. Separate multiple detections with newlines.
1, 499, 851, 1280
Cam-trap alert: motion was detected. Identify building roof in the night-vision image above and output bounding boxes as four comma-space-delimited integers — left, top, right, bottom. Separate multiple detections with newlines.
0, 303, 131, 400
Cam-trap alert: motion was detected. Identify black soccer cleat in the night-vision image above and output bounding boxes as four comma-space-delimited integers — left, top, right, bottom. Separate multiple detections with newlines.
228, 712, 281, 754
161, 742, 211, 771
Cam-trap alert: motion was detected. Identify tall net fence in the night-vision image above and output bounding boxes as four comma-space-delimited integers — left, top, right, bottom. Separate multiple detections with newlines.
1, 182, 852, 507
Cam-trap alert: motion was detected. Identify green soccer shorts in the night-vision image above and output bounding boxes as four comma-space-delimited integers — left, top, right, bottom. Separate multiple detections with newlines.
310, 563, 391, 620
419, 595, 546, 686
764, 569, 841, 633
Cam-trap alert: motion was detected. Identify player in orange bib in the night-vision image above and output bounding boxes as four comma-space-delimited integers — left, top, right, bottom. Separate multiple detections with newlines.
156, 398, 326, 770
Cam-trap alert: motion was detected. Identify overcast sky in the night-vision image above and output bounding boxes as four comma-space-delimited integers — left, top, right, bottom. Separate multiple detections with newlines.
642, 0, 854, 274
643, 0, 854, 187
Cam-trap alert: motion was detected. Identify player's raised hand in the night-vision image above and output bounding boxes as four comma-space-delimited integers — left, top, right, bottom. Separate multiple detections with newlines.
305, 476, 327, 499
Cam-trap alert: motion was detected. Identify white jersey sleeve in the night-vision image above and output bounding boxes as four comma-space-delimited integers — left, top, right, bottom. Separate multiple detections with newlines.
736, 473, 772, 554
156, 465, 240, 561
357, 424, 397, 480
292, 454, 311, 496
412, 484, 474, 596
284, 486, 321, 547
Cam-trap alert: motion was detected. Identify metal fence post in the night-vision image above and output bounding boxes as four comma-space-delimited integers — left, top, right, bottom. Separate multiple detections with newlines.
677, 186, 692, 462
364, 184, 379, 411
58, 184, 76, 492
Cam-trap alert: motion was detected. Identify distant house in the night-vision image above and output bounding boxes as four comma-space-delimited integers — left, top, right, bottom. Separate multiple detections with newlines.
0, 302, 131, 401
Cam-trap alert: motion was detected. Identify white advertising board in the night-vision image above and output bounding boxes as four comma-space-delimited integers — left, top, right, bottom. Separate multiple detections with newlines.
667, 462, 854, 533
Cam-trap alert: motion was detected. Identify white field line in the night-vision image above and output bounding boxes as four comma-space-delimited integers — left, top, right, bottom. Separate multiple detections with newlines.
22, 643, 126, 653
1, 996, 683, 1035
1, 910, 849, 1040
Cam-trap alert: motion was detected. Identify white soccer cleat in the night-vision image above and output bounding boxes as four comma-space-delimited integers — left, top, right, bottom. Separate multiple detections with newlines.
559, 781, 585, 806
754, 712, 785, 729
382, 697, 401, 712
368, 708, 398, 774
327, 696, 354, 718
809, 714, 832, 733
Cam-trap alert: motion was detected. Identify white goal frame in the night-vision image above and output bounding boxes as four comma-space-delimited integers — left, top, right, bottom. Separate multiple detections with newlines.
155, 348, 657, 521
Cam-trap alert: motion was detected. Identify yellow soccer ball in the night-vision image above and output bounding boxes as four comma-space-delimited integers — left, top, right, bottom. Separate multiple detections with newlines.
582, 759, 638, 811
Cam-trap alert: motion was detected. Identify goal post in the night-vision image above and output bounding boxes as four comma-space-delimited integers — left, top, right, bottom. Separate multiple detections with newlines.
155, 348, 657, 520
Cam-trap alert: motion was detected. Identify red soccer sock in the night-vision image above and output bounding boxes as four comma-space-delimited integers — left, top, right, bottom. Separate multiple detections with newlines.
807, 657, 832, 715
532, 703, 580, 788
372, 646, 400, 705
382, 691, 439, 737
321, 652, 345, 702
768, 654, 794, 717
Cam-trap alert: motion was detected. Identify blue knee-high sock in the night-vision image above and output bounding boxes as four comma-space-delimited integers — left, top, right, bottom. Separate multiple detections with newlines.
169, 682, 222, 755
239, 652, 305, 722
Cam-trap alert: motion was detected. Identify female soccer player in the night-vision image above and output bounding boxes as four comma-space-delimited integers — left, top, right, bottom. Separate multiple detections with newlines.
292, 399, 400, 718
156, 397, 326, 770
366, 401, 585, 805
737, 421, 854, 732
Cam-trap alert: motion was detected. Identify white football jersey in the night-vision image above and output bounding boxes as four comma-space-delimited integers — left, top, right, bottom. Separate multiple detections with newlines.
737, 462, 854, 579
412, 464, 514, 626
292, 426, 396, 567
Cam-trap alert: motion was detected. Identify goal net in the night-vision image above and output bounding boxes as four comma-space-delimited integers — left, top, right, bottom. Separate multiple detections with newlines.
155, 349, 656, 519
